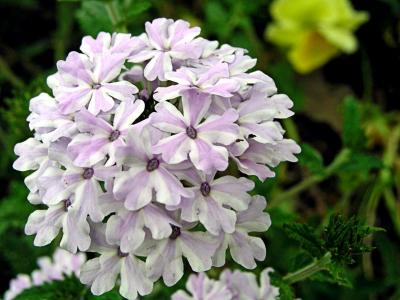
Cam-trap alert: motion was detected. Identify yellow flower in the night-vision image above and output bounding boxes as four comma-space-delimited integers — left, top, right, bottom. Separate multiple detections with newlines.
266, 0, 369, 73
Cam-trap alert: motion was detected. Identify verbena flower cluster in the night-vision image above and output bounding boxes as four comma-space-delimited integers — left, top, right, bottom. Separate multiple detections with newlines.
172, 267, 279, 300
4, 249, 85, 300
13, 18, 300, 299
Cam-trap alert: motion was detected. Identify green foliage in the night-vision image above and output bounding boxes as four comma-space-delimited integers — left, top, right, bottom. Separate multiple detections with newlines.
270, 275, 296, 300
298, 143, 325, 175
76, 0, 152, 35
283, 215, 379, 287
285, 215, 378, 265
322, 215, 381, 265
342, 96, 366, 151
76, 1, 114, 35
0, 181, 32, 236
268, 61, 305, 111
0, 181, 50, 274
14, 276, 84, 300
14, 276, 124, 300
339, 152, 382, 173
0, 76, 48, 177
310, 262, 352, 287
283, 223, 324, 258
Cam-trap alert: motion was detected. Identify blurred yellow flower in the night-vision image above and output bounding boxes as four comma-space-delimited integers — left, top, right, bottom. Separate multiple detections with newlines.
266, 0, 369, 73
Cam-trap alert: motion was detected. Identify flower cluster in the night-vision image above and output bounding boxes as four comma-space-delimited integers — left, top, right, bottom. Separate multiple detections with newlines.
4, 249, 86, 300
13, 18, 300, 299
172, 267, 279, 300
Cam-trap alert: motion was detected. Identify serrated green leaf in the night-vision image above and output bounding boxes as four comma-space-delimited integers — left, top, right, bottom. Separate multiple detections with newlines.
322, 215, 375, 265
283, 223, 324, 258
342, 96, 366, 151
76, 1, 114, 35
298, 143, 325, 175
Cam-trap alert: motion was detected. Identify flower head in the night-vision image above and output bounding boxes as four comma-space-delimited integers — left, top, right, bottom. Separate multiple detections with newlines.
13, 18, 299, 299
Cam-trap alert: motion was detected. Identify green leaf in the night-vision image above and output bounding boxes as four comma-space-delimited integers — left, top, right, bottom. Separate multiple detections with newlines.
298, 143, 325, 175
86, 289, 124, 300
14, 276, 85, 300
339, 152, 383, 173
283, 223, 324, 258
204, 0, 231, 39
342, 96, 366, 151
123, 0, 151, 20
76, 1, 114, 35
270, 274, 295, 300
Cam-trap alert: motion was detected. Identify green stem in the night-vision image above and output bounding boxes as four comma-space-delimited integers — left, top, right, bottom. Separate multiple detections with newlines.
272, 149, 351, 205
283, 252, 332, 284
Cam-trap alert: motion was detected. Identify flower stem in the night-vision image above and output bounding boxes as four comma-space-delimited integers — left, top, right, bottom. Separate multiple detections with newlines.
283, 252, 332, 284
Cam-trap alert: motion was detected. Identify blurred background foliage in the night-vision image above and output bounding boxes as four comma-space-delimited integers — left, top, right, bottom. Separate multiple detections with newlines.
0, 0, 399, 299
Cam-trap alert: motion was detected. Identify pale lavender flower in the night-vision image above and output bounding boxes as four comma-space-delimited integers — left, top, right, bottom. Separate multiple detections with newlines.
172, 273, 232, 300
68, 99, 145, 167
48, 51, 138, 115
4, 275, 31, 300
45, 138, 118, 220
172, 267, 279, 300
101, 189, 179, 252
170, 169, 254, 235
113, 127, 193, 210
13, 138, 53, 201
232, 139, 301, 181
4, 249, 86, 300
220, 268, 279, 300
129, 18, 202, 80
153, 63, 240, 101
25, 194, 90, 252
213, 195, 271, 269
144, 221, 218, 286
80, 32, 137, 59
80, 223, 153, 300
152, 90, 239, 172
27, 93, 77, 143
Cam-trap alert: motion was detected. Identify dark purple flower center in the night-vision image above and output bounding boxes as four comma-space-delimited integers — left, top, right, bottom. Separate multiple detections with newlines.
109, 130, 121, 142
138, 90, 149, 102
186, 126, 197, 139
146, 158, 160, 172
117, 247, 129, 258
63, 199, 72, 212
200, 182, 211, 197
92, 83, 101, 89
82, 167, 94, 179
169, 225, 181, 240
